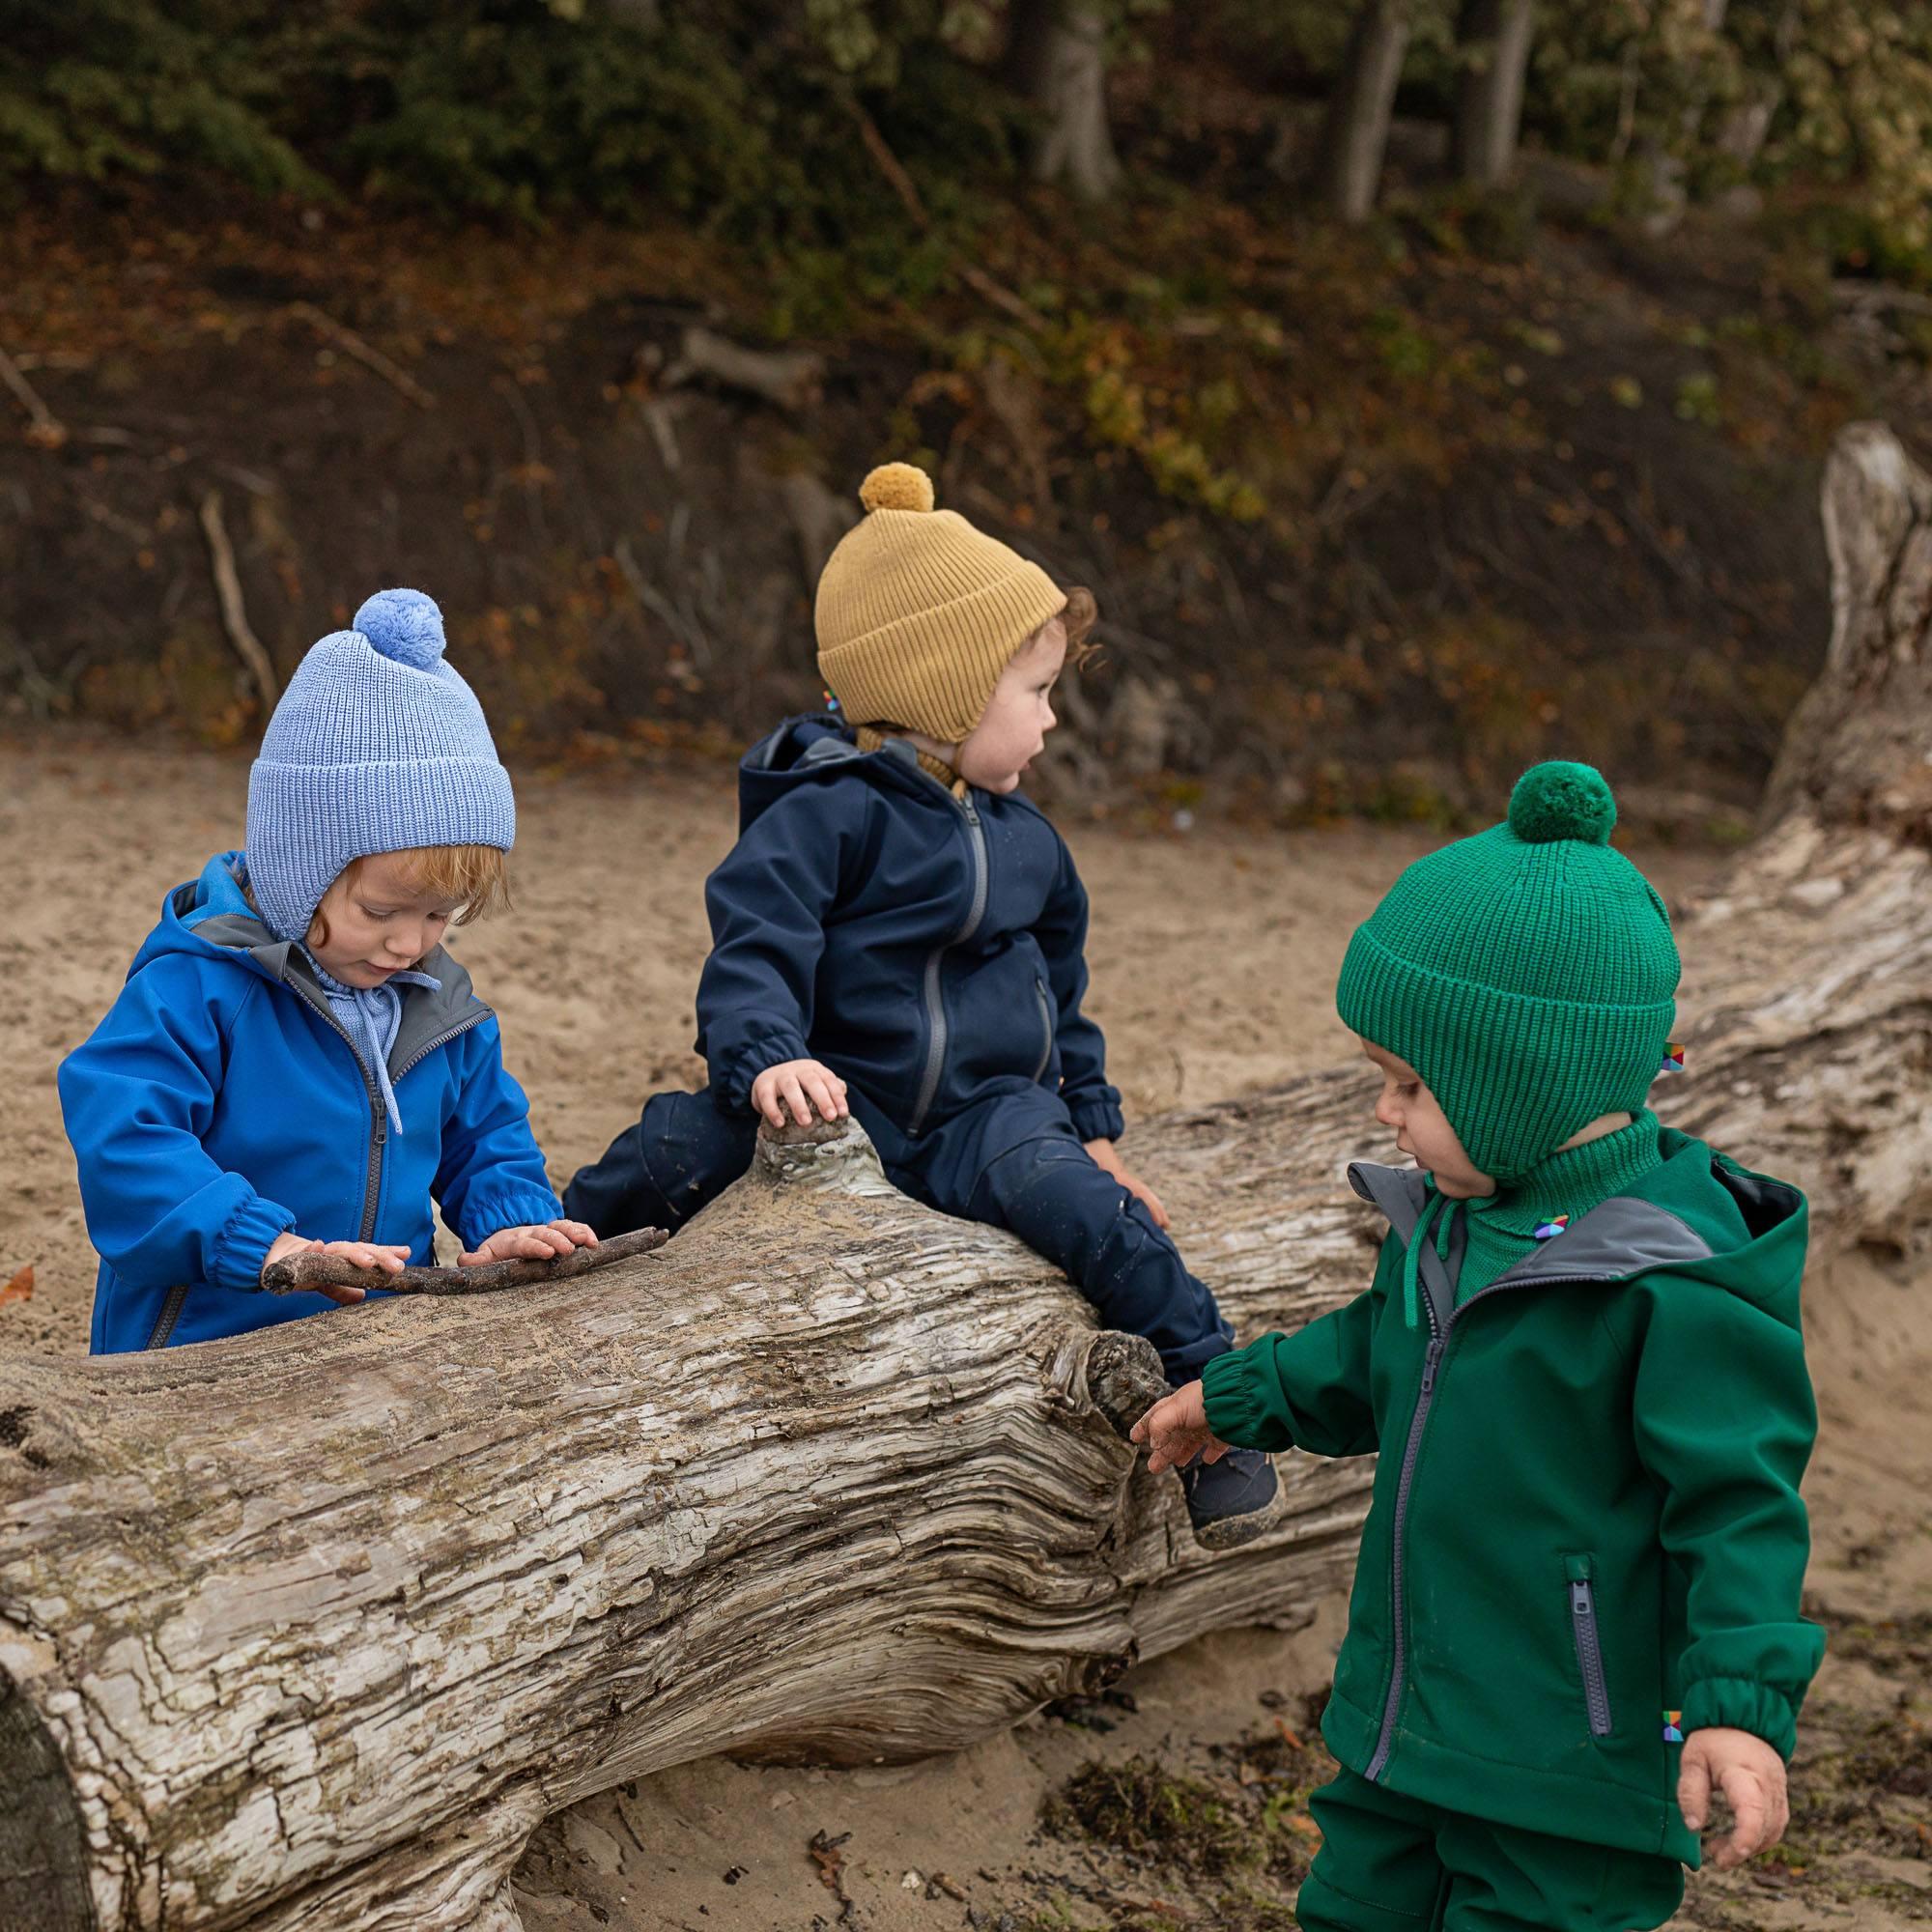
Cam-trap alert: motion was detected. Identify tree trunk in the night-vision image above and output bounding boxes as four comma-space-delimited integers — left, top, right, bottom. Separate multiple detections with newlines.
1448, 0, 1537, 187
3, 422, 1930, 1929
1011, 0, 1124, 203
1321, 0, 1412, 222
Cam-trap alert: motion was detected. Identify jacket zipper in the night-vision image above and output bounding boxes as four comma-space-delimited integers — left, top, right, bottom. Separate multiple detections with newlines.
285, 978, 390, 1241
1030, 974, 1054, 1084
1568, 1559, 1614, 1737
908, 792, 988, 1136
144, 1283, 190, 1350
1364, 1266, 1625, 1782
283, 981, 486, 1244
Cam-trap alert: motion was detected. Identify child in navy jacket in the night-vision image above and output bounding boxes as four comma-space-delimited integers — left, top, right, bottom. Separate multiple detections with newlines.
567, 465, 1277, 1544
61, 590, 593, 1352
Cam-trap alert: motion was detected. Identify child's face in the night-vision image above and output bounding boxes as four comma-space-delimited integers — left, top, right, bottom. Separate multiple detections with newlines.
955, 619, 1066, 794
1359, 1038, 1496, 1199
305, 853, 463, 988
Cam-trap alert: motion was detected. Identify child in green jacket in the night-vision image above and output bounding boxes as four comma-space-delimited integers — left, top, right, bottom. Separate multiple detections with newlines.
1133, 760, 1823, 1932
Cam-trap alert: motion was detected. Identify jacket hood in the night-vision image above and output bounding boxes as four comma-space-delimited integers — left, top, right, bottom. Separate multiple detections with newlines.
1349, 1121, 1806, 1322
737, 713, 949, 834
128, 851, 482, 1049
128, 851, 300, 985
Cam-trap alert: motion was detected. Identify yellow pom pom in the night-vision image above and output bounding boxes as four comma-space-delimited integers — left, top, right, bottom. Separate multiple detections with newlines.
858, 462, 935, 514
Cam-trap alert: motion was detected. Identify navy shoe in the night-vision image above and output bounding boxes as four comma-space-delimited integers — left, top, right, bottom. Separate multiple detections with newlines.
1180, 1447, 1280, 1549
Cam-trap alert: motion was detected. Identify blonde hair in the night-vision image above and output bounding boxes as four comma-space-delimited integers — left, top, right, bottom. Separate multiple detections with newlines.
307, 844, 510, 952
1060, 585, 1100, 668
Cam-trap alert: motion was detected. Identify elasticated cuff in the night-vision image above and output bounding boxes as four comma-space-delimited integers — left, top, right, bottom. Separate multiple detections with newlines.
212, 1191, 299, 1292
716, 1030, 814, 1114
1680, 1677, 1799, 1761
458, 1183, 567, 1250
1067, 1094, 1126, 1145
1201, 1339, 1291, 1451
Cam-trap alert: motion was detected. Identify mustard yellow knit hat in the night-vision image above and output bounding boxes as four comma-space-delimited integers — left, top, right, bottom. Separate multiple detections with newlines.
814, 462, 1067, 744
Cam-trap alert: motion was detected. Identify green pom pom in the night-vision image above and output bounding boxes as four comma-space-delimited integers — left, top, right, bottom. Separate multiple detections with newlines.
1508, 761, 1617, 844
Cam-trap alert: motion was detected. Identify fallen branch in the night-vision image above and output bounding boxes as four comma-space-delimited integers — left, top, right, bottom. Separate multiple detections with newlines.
262, 1227, 668, 1297
1832, 278, 1932, 322
0, 344, 67, 449
661, 326, 824, 412
286, 301, 438, 411
197, 489, 280, 715
846, 97, 1046, 329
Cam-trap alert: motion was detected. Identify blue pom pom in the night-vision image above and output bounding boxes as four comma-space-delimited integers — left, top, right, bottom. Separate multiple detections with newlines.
354, 588, 446, 670
1507, 761, 1617, 844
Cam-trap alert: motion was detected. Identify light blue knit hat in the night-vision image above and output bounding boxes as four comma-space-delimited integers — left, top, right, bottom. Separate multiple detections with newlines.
244, 588, 515, 942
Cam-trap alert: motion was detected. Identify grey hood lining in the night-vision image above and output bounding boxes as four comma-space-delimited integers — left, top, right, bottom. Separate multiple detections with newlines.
183, 904, 487, 1075
1348, 1160, 1717, 1292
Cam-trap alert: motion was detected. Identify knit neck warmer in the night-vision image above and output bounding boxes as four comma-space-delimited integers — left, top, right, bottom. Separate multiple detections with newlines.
1401, 1110, 1665, 1324
855, 724, 968, 797
299, 948, 441, 1136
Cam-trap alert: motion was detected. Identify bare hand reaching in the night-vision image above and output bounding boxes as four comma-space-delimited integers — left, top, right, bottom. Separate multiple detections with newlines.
1085, 1137, 1171, 1229
261, 1231, 409, 1304
1678, 1727, 1789, 1869
1130, 1379, 1231, 1475
750, 1058, 850, 1129
459, 1219, 599, 1266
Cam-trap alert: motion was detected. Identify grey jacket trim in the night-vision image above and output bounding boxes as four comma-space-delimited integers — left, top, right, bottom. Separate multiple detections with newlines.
185, 904, 487, 1075
1347, 1160, 1716, 1291
796, 735, 868, 770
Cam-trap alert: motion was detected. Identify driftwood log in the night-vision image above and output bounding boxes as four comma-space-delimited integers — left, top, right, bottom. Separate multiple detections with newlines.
3, 422, 1929, 1932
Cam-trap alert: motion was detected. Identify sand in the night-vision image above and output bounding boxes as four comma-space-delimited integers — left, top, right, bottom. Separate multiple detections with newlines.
1, 736, 1924, 1930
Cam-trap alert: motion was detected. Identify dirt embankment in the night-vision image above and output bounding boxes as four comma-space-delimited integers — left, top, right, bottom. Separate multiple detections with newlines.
13, 180, 1926, 818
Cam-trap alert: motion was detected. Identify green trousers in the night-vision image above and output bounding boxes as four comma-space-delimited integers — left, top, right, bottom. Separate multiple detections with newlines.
1295, 1770, 1686, 1932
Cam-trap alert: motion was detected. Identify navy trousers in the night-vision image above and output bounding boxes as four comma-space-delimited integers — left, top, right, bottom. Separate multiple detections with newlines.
564, 1082, 1234, 1380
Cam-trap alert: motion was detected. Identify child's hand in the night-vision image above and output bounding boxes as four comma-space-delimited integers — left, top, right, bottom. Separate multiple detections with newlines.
459, 1219, 599, 1266
263, 1232, 409, 1304
1679, 1727, 1789, 1868
1085, 1138, 1172, 1230
1130, 1379, 1231, 1475
751, 1059, 850, 1129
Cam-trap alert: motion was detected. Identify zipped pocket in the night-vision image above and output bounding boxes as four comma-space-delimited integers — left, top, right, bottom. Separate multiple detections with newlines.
145, 1283, 189, 1350
1566, 1554, 1613, 1738
1030, 975, 1054, 1084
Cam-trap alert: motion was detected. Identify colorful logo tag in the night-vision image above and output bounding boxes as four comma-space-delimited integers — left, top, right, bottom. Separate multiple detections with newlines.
1532, 1214, 1571, 1241
1662, 1711, 1685, 1743
1662, 1042, 1685, 1071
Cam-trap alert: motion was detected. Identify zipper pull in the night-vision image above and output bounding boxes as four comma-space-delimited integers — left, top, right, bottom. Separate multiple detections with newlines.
1420, 1337, 1444, 1394
1571, 1580, 1592, 1617
371, 1106, 388, 1148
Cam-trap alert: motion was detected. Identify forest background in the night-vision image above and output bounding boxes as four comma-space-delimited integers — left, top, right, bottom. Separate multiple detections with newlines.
5, 0, 1932, 824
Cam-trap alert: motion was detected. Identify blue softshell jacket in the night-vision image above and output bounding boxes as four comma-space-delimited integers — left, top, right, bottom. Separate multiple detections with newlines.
60, 853, 563, 1353
696, 715, 1126, 1145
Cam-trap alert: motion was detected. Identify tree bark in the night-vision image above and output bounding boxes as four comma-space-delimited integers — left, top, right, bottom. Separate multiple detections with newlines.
1010, 0, 1124, 203
3, 423, 1930, 1929
1448, 0, 1537, 187
1321, 0, 1412, 222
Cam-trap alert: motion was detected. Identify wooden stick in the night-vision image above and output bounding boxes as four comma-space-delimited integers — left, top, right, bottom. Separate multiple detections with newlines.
197, 489, 280, 714
846, 98, 1047, 329
286, 300, 438, 410
0, 344, 67, 448
261, 1225, 668, 1297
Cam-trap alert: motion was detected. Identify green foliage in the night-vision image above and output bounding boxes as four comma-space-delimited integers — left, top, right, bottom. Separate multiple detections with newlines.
6, 0, 1932, 297
0, 1, 320, 193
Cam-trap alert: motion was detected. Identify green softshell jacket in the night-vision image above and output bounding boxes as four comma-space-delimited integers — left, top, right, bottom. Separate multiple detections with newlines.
1200, 1126, 1824, 1864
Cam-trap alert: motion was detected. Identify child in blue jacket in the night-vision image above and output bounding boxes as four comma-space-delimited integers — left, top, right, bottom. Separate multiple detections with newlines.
61, 589, 594, 1353
566, 463, 1277, 1545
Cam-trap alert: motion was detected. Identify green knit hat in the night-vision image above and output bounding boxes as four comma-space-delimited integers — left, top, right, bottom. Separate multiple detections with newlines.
1335, 761, 1679, 1184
